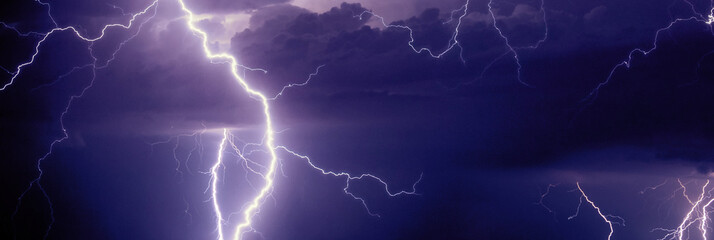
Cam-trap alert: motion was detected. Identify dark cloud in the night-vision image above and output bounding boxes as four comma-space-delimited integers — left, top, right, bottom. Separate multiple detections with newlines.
225, 0, 714, 171
230, 2, 510, 96
5, 0, 714, 239
247, 4, 309, 29
292, 0, 467, 23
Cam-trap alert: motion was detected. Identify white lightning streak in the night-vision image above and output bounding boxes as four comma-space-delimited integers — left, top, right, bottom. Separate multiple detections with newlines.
178, 1, 423, 238
177, 1, 280, 239
358, 0, 548, 87
277, 146, 422, 217
269, 64, 325, 100
678, 180, 709, 240
653, 179, 714, 240
488, 0, 548, 87
701, 198, 714, 240
211, 129, 229, 240
574, 182, 620, 240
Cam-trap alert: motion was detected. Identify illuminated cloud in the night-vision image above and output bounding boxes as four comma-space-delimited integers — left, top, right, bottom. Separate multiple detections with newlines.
3, 0, 714, 239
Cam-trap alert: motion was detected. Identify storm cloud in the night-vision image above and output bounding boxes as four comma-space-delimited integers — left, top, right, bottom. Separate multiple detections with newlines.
3, 0, 714, 239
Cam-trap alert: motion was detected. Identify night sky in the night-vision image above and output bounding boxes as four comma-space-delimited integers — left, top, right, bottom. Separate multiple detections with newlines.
3, 0, 714, 239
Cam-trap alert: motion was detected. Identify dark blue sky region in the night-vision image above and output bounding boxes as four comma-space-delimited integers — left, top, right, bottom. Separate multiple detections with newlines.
2, 0, 714, 239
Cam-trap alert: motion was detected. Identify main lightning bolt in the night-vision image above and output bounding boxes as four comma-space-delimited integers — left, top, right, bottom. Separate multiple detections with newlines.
176, 2, 281, 238
210, 129, 230, 239
178, 1, 420, 239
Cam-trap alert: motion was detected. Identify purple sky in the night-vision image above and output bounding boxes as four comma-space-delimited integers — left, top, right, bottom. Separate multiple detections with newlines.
3, 0, 714, 239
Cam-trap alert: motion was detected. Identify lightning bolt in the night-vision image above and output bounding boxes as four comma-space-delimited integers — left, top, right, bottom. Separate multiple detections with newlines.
700, 198, 714, 240
569, 182, 624, 240
21, 1, 714, 239
211, 129, 230, 240
355, 0, 548, 88
652, 179, 714, 240
0, 1, 159, 91
177, 1, 421, 239
0, 21, 46, 38
547, 179, 714, 239
488, 0, 548, 87
34, 0, 58, 27
356, 0, 469, 62
148, 124, 208, 179
176, 2, 281, 237
6, 1, 158, 238
277, 147, 422, 217
582, 0, 714, 105
269, 64, 325, 100
564, 178, 714, 240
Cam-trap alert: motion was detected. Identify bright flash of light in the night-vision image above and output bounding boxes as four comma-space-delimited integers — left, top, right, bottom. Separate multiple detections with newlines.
177, 0, 421, 239
176, 1, 280, 238
651, 179, 714, 240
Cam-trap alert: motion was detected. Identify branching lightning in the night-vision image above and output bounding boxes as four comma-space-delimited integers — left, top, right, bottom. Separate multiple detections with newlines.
211, 129, 230, 240
0, 1, 159, 91
558, 178, 714, 240
178, 1, 421, 239
356, 0, 469, 62
651, 179, 714, 240
488, 0, 548, 87
269, 64, 325, 100
6, 1, 158, 239
568, 182, 624, 240
12, 0, 714, 239
582, 0, 714, 104
148, 124, 208, 179
277, 147, 422, 217
356, 0, 548, 87
177, 2, 281, 238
